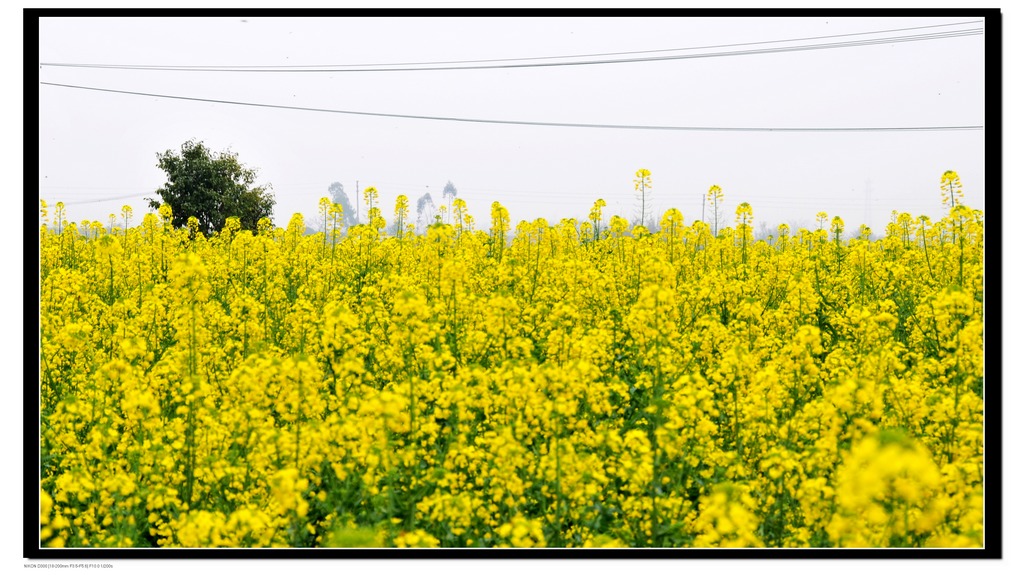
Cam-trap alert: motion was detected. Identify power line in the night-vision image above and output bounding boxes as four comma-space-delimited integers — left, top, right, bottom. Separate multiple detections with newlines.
41, 20, 983, 72
246, 180, 942, 201
42, 185, 972, 209
39, 29, 978, 74
40, 185, 151, 192
42, 191, 953, 206
40, 82, 984, 133
262, 179, 960, 203
47, 192, 151, 206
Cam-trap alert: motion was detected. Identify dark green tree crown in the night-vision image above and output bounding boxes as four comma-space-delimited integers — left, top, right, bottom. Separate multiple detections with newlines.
148, 139, 275, 235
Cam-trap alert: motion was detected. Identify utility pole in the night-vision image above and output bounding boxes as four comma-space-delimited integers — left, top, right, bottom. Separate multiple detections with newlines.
356, 180, 360, 223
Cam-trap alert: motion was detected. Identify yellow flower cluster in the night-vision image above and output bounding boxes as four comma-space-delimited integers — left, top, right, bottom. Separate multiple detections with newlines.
38, 180, 984, 548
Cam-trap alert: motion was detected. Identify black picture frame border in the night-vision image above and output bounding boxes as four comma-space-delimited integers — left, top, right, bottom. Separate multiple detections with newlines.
24, 5, 1003, 561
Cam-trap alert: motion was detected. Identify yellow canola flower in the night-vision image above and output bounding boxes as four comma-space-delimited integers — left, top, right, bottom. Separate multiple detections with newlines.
37, 176, 984, 548
828, 430, 947, 547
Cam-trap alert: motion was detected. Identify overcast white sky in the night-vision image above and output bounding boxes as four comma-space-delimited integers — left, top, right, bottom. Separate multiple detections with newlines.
37, 13, 988, 233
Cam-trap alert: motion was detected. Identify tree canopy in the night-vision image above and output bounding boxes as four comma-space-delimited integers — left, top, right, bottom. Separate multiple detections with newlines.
148, 140, 275, 235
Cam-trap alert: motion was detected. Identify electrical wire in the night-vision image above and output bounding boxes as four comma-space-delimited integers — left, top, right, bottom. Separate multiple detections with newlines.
51, 193, 152, 205
39, 82, 985, 133
257, 179, 964, 204
40, 28, 982, 73
39, 20, 983, 72
42, 186, 968, 209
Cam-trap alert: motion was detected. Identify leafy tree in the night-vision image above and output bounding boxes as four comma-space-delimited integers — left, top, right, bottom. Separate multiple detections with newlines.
328, 182, 358, 230
147, 139, 275, 235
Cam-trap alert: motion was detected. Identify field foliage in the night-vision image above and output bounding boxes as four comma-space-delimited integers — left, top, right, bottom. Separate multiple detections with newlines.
38, 178, 984, 548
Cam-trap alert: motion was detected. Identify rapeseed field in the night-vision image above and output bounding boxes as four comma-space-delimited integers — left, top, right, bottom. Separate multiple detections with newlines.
38, 172, 984, 548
